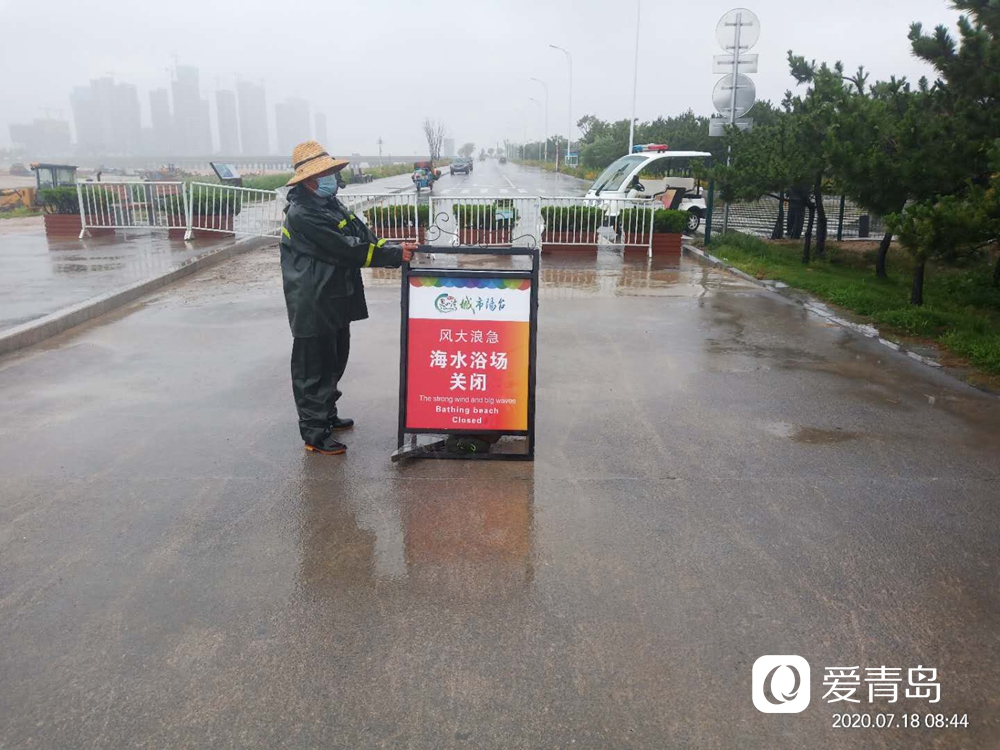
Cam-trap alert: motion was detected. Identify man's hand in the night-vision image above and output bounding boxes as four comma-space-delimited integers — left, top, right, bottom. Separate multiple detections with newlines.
401, 242, 418, 263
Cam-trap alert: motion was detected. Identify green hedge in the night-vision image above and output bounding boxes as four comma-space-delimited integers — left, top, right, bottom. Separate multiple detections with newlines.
452, 200, 520, 228
653, 209, 689, 233
39, 187, 83, 215
540, 205, 604, 232
363, 204, 430, 226
160, 192, 242, 217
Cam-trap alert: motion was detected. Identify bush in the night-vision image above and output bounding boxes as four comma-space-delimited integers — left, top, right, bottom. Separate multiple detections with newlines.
39, 187, 82, 214
452, 201, 520, 228
540, 205, 604, 232
652, 209, 689, 234
160, 192, 242, 217
363, 204, 430, 226
244, 173, 293, 191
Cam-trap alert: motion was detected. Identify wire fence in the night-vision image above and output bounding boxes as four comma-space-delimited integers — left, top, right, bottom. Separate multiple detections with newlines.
709, 194, 888, 241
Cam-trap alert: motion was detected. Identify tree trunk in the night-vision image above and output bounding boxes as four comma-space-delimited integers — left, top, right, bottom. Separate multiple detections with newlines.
910, 258, 926, 306
787, 191, 805, 239
814, 178, 827, 257
802, 203, 815, 264
876, 231, 892, 279
771, 192, 785, 240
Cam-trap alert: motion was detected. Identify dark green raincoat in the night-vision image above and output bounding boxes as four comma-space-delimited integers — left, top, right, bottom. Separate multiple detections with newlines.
279, 185, 404, 337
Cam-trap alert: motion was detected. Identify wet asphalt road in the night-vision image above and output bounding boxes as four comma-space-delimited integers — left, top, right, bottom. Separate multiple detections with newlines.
353, 157, 590, 198
0, 247, 998, 749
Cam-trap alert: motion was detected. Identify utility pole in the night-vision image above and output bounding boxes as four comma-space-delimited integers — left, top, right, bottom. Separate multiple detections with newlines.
628, 1, 641, 153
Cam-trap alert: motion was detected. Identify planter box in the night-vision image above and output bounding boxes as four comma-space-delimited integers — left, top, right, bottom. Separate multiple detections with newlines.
620, 232, 650, 248
44, 213, 114, 238
623, 233, 682, 260
542, 230, 598, 253
459, 227, 512, 246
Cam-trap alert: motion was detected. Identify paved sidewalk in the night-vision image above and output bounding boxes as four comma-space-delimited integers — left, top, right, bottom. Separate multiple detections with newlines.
0, 216, 239, 332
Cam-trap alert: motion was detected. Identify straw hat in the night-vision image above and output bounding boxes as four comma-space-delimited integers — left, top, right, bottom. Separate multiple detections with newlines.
287, 141, 349, 186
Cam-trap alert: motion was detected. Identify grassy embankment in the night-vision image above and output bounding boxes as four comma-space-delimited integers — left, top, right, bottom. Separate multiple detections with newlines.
707, 232, 1000, 380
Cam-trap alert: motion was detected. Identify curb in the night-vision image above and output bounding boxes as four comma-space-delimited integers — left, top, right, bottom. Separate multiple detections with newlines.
0, 236, 272, 358
683, 243, 944, 369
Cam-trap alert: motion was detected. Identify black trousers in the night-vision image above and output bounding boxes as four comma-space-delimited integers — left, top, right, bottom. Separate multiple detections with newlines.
290, 326, 351, 444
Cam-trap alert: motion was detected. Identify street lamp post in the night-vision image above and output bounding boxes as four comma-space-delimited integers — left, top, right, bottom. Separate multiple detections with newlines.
528, 97, 544, 160
530, 77, 549, 163
628, 1, 640, 153
549, 44, 572, 170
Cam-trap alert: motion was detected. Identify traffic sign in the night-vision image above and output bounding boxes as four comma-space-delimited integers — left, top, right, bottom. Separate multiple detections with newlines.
713, 53, 758, 75
709, 117, 754, 137
716, 8, 760, 52
712, 74, 757, 119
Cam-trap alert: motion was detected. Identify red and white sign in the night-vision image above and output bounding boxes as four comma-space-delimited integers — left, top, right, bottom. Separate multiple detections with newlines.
405, 276, 531, 432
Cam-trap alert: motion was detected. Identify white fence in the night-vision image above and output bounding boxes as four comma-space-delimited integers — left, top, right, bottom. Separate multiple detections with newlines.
427, 195, 541, 248
539, 197, 656, 253
77, 181, 187, 237
77, 182, 662, 255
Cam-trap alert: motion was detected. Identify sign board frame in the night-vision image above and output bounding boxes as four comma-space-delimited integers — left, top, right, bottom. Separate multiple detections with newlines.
396, 246, 539, 461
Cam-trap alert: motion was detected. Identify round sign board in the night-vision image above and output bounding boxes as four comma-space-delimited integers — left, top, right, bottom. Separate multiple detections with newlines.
712, 73, 757, 119
716, 8, 761, 52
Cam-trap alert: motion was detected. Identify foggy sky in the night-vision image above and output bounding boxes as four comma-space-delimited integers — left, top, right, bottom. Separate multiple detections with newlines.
0, 0, 962, 155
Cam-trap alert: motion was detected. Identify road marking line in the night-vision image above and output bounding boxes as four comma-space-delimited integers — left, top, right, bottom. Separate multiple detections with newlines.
500, 188, 509, 194
480, 188, 489, 194
517, 188, 527, 194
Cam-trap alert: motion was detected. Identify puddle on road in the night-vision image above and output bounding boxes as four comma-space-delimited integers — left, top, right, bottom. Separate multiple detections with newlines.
763, 421, 860, 444
367, 251, 755, 299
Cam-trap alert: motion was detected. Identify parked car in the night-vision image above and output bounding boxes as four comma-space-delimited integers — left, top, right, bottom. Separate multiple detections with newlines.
450, 157, 473, 175
8, 163, 30, 177
498, 155, 508, 164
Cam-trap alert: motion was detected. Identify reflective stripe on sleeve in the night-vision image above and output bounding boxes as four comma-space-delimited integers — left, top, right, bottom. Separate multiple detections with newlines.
338, 219, 348, 229
364, 243, 375, 268
281, 225, 290, 239
377, 238, 387, 248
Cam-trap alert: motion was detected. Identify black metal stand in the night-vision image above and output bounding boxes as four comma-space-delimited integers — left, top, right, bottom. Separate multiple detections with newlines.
393, 246, 539, 462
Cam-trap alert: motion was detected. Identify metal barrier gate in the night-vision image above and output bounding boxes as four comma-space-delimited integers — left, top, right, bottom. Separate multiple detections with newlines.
427, 196, 541, 248
540, 197, 656, 254
77, 181, 187, 238
77, 183, 659, 256
78, 182, 418, 244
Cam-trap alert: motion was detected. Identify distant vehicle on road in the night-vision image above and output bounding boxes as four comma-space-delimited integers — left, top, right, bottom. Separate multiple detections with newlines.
8, 163, 30, 177
498, 155, 507, 164
412, 161, 439, 193
450, 157, 473, 175
585, 146, 712, 232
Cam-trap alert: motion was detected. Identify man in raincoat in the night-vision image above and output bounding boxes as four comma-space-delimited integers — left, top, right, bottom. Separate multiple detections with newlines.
280, 141, 416, 455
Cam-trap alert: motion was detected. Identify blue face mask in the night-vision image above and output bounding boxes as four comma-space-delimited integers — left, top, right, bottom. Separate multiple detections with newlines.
314, 175, 339, 198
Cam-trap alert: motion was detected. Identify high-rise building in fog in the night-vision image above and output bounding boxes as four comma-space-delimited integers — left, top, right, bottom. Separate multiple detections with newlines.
149, 88, 173, 154
171, 65, 212, 155
216, 90, 240, 155
275, 98, 310, 157
237, 80, 268, 155
8, 118, 72, 156
315, 112, 328, 145
70, 77, 141, 155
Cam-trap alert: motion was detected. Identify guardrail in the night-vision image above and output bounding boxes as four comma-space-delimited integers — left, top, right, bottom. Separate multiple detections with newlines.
77, 181, 187, 238
540, 197, 655, 254
77, 183, 665, 257
427, 195, 542, 248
